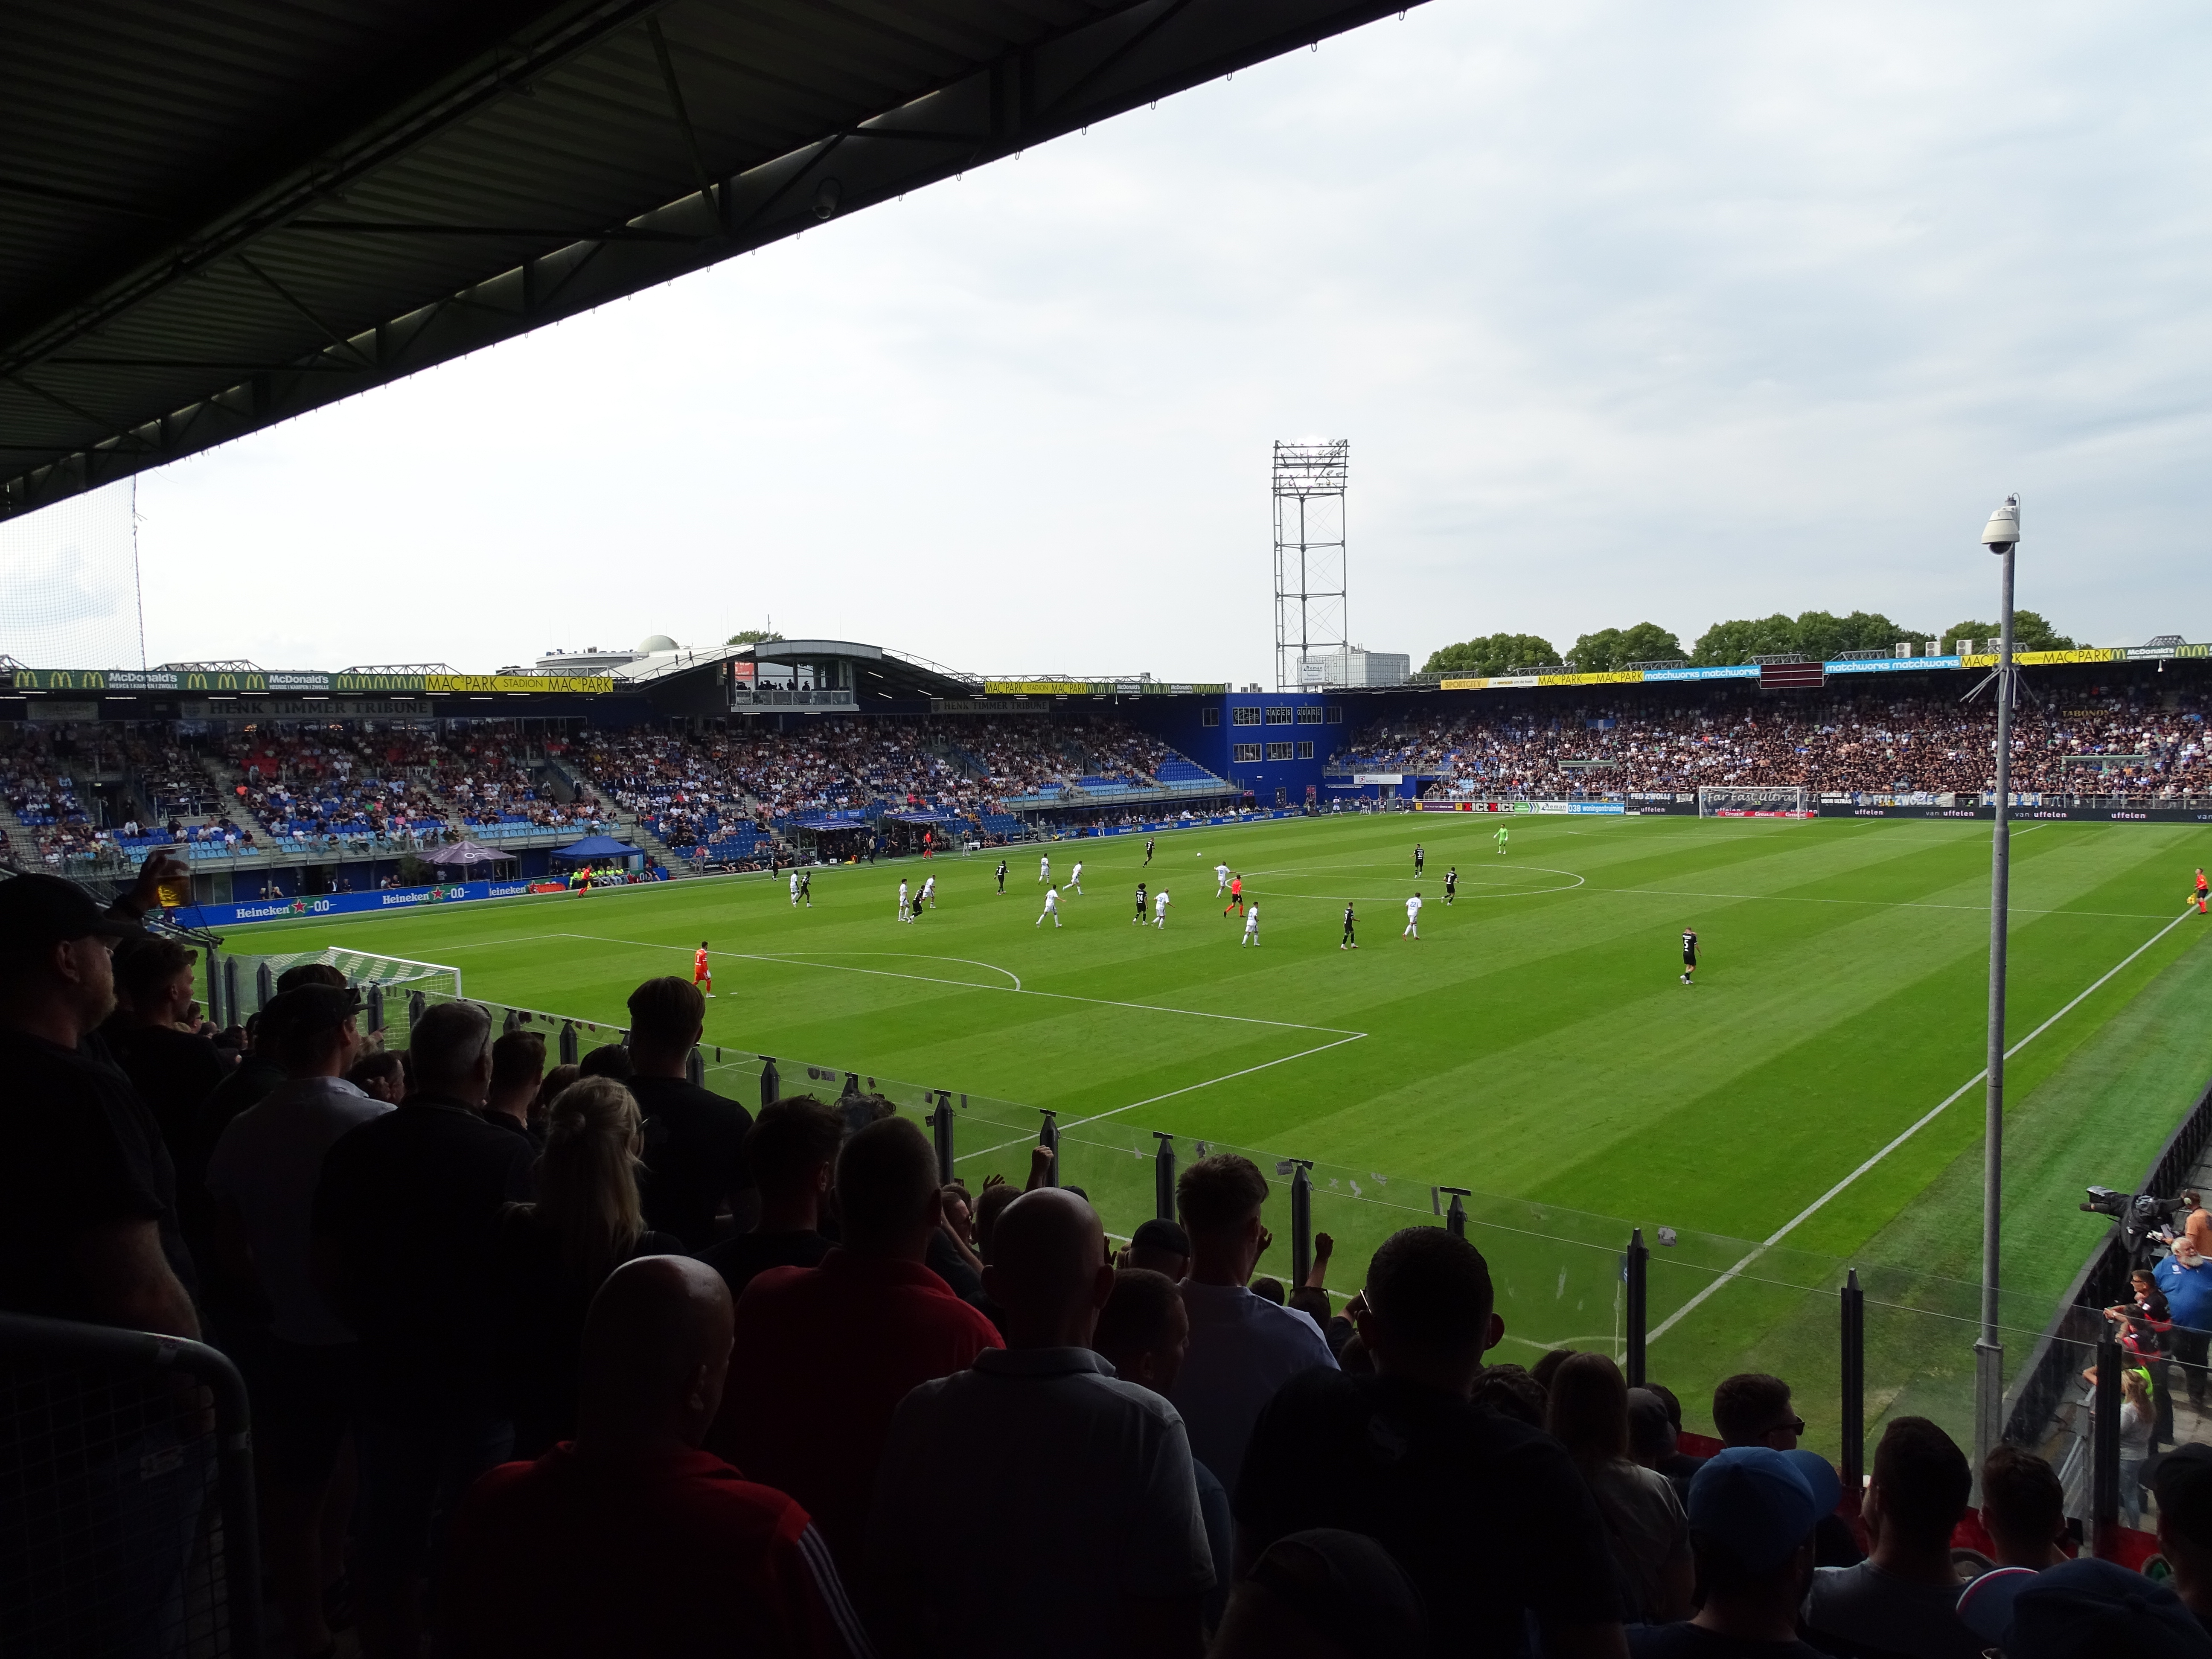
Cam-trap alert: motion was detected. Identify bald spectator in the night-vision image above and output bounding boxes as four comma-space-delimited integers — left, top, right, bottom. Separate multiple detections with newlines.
714, 1116, 1000, 1575
440, 1255, 868, 1658
870, 1191, 1214, 1658
1801, 1417, 1979, 1659
1168, 1154, 1335, 1493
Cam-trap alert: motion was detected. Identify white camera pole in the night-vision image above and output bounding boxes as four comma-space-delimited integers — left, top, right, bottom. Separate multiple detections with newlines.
1975, 493, 2021, 1467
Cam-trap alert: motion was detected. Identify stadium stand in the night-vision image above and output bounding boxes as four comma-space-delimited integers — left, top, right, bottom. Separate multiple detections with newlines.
1336, 687, 2212, 800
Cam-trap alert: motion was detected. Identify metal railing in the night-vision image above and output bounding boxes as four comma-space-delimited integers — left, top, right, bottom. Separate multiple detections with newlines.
0, 1313, 262, 1657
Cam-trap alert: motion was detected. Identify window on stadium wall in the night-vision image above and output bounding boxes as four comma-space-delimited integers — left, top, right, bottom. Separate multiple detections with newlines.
1328, 707, 1343, 723
1233, 743, 1262, 763
1233, 707, 1262, 726
1298, 706, 1323, 723
1265, 706, 1294, 725
1297, 741, 1314, 759
1203, 707, 1220, 726
1266, 742, 1294, 760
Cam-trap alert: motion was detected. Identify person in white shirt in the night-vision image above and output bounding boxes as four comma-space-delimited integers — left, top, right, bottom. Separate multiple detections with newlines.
1168, 1154, 1337, 1493
1069, 861, 1083, 895
1037, 886, 1061, 928
897, 879, 911, 923
1153, 888, 1170, 929
1214, 863, 1231, 896
1241, 904, 1259, 947
1403, 892, 1423, 940
1039, 853, 1051, 884
203, 984, 393, 1659
868, 1190, 1214, 1657
920, 874, 936, 911
789, 869, 800, 907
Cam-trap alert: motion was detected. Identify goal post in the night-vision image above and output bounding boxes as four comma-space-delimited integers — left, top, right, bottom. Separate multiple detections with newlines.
1697, 786, 1812, 819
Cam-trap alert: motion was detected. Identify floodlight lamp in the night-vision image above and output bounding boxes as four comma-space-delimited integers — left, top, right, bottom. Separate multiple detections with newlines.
1980, 494, 2020, 553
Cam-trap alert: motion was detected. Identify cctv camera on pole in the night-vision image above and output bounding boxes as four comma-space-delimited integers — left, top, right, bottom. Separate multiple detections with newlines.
1973, 493, 2019, 1467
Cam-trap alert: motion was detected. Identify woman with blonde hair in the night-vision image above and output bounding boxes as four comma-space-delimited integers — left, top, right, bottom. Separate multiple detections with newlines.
490, 1077, 683, 1456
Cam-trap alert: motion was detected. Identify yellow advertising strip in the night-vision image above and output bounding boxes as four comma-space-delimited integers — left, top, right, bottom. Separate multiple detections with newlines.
424, 675, 615, 694
984, 681, 1093, 696
1535, 670, 1647, 687
1956, 649, 2117, 668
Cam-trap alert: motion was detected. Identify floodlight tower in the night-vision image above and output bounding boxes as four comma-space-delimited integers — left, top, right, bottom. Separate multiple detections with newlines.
1273, 441, 1350, 693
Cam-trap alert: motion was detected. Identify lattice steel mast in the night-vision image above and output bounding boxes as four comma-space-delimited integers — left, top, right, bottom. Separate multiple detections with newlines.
1272, 441, 1349, 692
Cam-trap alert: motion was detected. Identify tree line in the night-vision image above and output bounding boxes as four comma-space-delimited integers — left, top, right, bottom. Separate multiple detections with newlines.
1422, 609, 2077, 677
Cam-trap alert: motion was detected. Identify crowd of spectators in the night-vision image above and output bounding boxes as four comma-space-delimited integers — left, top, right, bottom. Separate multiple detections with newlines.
576, 716, 1212, 837
1338, 688, 2212, 800
6, 847, 2208, 1659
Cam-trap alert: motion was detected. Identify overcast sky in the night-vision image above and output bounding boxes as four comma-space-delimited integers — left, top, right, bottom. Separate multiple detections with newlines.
72, 1, 2212, 681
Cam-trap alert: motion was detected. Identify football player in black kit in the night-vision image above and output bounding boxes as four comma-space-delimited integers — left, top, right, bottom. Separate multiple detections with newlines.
1144, 836, 1155, 865
995, 858, 1008, 894
1444, 867, 1458, 905
1133, 880, 1148, 924
1681, 928, 1699, 985
1340, 900, 1357, 950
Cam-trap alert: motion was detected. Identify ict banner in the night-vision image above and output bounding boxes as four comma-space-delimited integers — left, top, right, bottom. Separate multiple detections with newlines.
1817, 804, 2212, 824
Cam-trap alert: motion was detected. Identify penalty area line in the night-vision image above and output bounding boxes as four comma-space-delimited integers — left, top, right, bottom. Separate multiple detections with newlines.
954, 1031, 1371, 1167
1649, 903, 2202, 1345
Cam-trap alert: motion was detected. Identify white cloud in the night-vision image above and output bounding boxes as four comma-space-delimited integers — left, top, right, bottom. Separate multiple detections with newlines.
132, 0, 2212, 677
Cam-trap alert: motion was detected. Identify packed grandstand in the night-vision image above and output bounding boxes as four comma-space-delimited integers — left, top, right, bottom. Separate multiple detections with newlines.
7, 672, 2212, 879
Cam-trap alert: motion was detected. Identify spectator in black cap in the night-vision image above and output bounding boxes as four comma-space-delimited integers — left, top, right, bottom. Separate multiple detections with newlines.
1629, 1445, 1837, 1658
1210, 1529, 1428, 1659
1125, 1217, 1193, 1280
1956, 1556, 2212, 1659
0, 872, 197, 1335
1801, 1417, 1979, 1659
2155, 1441, 2212, 1624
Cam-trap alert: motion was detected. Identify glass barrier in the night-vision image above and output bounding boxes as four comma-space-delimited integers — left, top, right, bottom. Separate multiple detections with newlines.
209, 950, 2116, 1480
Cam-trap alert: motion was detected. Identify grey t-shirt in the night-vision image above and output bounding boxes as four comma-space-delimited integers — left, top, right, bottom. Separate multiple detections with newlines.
1802, 1562, 1982, 1659
869, 1346, 1214, 1657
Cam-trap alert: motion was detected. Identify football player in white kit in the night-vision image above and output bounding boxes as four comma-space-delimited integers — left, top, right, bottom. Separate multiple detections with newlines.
1039, 853, 1051, 884
1069, 860, 1083, 896
1036, 885, 1061, 928
1241, 903, 1260, 946
1153, 888, 1170, 928
919, 873, 937, 913
789, 869, 800, 907
898, 878, 911, 922
1214, 862, 1231, 896
1403, 891, 1423, 940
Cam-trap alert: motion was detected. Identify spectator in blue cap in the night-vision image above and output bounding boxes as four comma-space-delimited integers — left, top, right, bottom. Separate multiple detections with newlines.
1955, 1556, 2212, 1659
1628, 1445, 1839, 1657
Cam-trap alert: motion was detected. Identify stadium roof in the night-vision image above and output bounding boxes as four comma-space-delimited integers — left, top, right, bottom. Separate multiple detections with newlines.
3, 0, 1421, 520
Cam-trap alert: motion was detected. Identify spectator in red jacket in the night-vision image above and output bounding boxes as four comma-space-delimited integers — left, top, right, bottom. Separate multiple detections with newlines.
439, 1253, 868, 1659
712, 1115, 1001, 1574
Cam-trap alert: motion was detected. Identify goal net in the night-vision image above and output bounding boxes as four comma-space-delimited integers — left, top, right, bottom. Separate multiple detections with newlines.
1697, 786, 1812, 819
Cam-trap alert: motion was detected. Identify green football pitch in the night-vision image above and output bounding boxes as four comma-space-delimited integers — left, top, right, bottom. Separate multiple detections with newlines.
218, 812, 2212, 1449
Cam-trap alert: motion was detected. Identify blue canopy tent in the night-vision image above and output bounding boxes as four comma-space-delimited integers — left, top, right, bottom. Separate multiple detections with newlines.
550, 834, 642, 873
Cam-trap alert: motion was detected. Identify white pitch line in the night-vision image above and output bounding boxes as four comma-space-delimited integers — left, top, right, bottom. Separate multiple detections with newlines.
558, 932, 1361, 1037
1649, 904, 2203, 1344
1590, 885, 2174, 921
954, 1031, 1372, 1166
